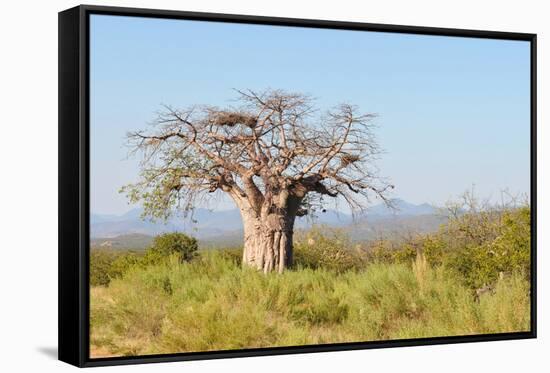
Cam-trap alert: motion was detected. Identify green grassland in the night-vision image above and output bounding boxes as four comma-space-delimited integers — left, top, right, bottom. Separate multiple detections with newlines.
90, 206, 531, 357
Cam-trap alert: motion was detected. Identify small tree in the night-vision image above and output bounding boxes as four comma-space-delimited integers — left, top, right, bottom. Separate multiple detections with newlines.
90, 250, 117, 286
147, 232, 198, 263
123, 89, 392, 273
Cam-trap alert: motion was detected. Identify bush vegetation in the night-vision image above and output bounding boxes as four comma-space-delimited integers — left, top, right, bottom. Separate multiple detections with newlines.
147, 232, 198, 262
90, 232, 197, 286
90, 249, 119, 287
90, 204, 531, 357
294, 227, 365, 273
90, 252, 530, 357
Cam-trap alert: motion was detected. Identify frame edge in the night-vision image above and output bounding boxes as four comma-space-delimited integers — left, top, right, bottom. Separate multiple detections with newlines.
58, 4, 537, 367
58, 5, 86, 368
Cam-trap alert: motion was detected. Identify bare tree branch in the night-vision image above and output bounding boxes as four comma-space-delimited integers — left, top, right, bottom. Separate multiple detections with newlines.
122, 88, 392, 223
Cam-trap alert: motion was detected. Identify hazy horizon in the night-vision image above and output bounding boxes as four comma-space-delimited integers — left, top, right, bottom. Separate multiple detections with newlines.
90, 15, 530, 215
91, 197, 428, 216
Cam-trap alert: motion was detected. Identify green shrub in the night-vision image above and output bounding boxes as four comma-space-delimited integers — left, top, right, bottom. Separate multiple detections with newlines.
392, 242, 418, 264
420, 235, 446, 267
293, 226, 365, 272
363, 239, 397, 264
90, 250, 143, 286
148, 232, 198, 263
110, 251, 142, 279
363, 238, 420, 265
218, 246, 243, 266
90, 250, 117, 286
446, 207, 530, 289
89, 232, 198, 287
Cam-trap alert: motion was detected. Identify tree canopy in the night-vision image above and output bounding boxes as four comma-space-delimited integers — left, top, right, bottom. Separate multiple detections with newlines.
122, 89, 393, 221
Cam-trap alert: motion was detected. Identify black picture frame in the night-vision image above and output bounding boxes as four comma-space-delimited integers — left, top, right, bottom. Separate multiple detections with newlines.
58, 4, 537, 368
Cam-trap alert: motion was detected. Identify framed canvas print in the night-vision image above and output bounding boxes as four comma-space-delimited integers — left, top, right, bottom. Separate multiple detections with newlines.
58, 5, 537, 367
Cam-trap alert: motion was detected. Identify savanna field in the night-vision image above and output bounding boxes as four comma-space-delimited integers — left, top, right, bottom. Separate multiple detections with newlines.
89, 206, 531, 357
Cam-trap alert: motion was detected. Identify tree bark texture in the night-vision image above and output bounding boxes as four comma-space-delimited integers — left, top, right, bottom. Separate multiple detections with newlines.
241, 211, 295, 273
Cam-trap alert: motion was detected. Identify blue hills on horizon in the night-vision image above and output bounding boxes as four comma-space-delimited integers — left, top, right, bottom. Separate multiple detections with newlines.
91, 198, 440, 241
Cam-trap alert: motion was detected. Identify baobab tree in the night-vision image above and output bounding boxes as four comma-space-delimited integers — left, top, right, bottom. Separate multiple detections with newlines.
122, 89, 392, 273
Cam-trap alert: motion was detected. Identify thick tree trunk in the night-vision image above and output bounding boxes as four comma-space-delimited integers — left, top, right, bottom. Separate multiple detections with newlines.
241, 212, 295, 273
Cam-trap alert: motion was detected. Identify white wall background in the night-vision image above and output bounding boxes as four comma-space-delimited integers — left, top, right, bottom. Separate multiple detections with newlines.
0, 0, 547, 371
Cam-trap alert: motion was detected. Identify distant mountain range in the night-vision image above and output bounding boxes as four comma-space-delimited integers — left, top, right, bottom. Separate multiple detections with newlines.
366, 199, 436, 216
91, 199, 446, 249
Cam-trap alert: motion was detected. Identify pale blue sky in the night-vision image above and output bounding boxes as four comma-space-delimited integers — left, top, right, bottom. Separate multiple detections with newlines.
90, 14, 531, 215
